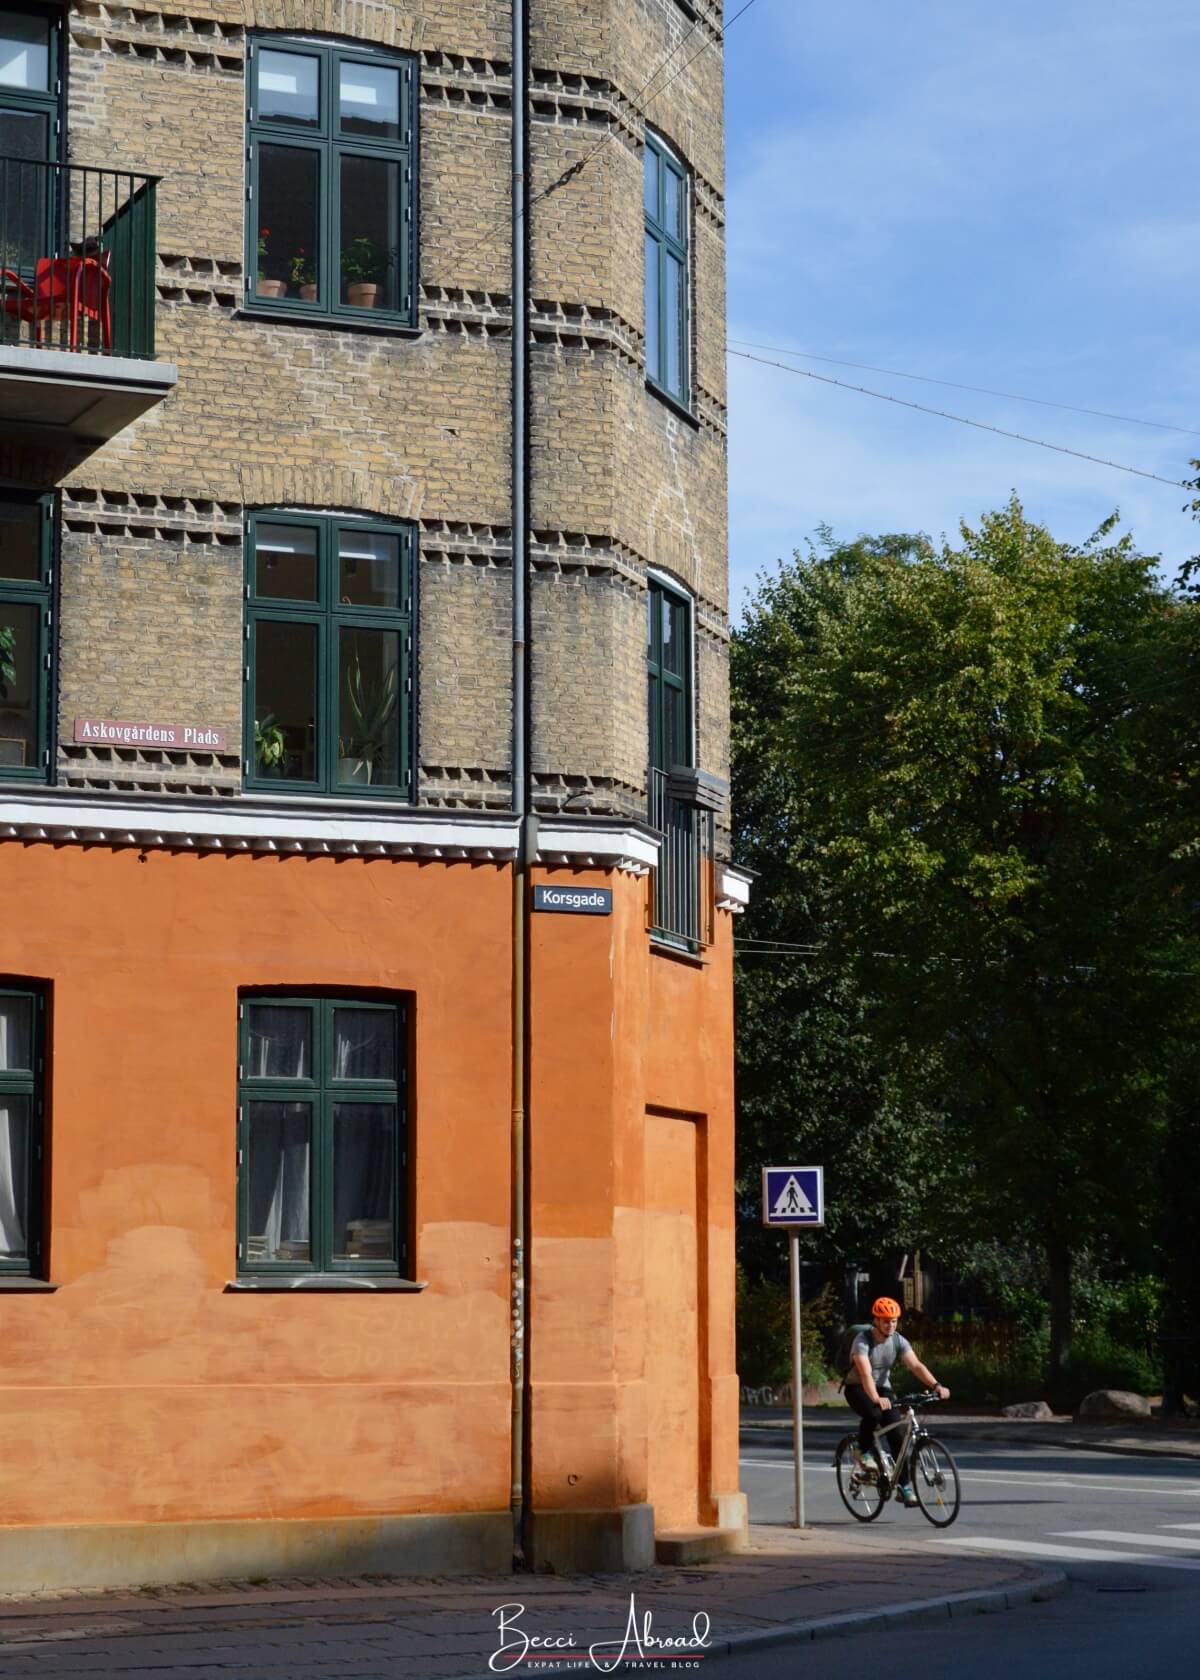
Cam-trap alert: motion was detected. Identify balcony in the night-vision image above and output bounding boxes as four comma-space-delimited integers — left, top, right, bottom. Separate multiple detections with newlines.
648, 767, 716, 952
0, 156, 176, 443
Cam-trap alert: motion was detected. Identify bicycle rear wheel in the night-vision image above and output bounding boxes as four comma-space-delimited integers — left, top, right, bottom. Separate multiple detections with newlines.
834, 1434, 886, 1522
913, 1436, 961, 1527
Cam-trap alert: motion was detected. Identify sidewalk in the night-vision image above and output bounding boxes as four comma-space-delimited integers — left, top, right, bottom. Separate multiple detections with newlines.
743, 1405, 1200, 1462
0, 1527, 1062, 1678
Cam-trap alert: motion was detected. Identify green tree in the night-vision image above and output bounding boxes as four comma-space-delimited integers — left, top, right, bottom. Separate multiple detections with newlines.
733, 500, 1199, 1384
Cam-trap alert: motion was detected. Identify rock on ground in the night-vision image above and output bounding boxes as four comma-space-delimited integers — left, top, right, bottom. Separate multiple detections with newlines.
1001, 1400, 1055, 1419
1077, 1389, 1152, 1420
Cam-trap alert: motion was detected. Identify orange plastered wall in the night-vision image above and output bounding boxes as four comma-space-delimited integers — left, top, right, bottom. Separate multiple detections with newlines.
527, 867, 738, 1520
0, 843, 512, 1526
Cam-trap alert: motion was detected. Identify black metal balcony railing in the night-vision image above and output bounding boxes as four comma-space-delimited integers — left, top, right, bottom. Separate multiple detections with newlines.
648, 766, 715, 950
0, 156, 159, 359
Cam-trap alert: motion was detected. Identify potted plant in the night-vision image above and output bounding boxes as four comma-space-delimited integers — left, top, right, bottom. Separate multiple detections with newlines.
340, 237, 394, 308
339, 656, 397, 785
290, 248, 317, 301
256, 227, 287, 299
0, 623, 15, 699
254, 713, 287, 776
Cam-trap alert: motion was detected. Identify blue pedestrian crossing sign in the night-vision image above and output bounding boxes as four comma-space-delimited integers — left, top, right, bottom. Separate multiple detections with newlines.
762, 1166, 824, 1228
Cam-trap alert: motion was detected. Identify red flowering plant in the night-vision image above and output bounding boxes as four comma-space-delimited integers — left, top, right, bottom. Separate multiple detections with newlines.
289, 247, 315, 285
256, 226, 271, 279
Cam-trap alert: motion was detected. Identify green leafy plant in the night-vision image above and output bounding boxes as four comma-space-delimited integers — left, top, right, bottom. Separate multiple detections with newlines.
340, 237, 395, 285
343, 653, 397, 770
256, 226, 271, 281
0, 623, 15, 698
289, 247, 315, 285
254, 713, 285, 771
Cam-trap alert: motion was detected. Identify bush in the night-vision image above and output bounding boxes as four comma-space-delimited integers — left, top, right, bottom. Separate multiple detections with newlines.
1057, 1330, 1161, 1409
736, 1266, 836, 1388
894, 1346, 1045, 1409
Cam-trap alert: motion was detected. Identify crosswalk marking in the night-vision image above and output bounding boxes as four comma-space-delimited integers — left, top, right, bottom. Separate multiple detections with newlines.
1059, 1529, 1200, 1552
932, 1535, 1200, 1572
1164, 1522, 1200, 1530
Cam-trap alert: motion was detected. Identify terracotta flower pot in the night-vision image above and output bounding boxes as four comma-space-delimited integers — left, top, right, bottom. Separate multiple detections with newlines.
256, 278, 288, 299
347, 282, 379, 308
299, 283, 318, 301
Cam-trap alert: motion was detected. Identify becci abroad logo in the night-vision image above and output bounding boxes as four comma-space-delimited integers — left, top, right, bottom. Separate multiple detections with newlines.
490, 1592, 712, 1673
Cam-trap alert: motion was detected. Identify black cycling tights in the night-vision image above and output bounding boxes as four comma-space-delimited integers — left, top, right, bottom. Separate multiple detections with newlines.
844, 1385, 898, 1455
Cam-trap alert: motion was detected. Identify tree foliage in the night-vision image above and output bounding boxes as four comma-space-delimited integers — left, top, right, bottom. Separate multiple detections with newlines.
733, 500, 1200, 1382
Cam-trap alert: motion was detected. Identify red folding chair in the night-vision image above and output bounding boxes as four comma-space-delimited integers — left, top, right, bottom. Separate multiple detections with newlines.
0, 254, 111, 350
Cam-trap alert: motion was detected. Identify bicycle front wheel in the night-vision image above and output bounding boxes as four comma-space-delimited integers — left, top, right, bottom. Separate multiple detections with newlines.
834, 1435, 886, 1522
913, 1436, 961, 1527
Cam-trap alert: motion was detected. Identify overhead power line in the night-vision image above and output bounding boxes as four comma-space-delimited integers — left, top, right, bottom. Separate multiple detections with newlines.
727, 338, 1200, 441
727, 349, 1190, 490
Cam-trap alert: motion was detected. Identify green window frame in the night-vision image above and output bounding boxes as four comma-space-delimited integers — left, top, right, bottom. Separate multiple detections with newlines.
244, 510, 415, 799
0, 4, 62, 160
245, 34, 417, 326
647, 575, 693, 779
643, 131, 690, 407
0, 983, 46, 1277
0, 491, 52, 783
237, 994, 409, 1277
647, 576, 702, 949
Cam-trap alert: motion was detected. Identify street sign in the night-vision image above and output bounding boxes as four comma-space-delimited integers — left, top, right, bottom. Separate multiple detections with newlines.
761, 1163, 826, 1531
761, 1165, 824, 1228
532, 885, 613, 915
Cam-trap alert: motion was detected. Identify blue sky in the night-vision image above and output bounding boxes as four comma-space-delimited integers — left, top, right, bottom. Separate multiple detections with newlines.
723, 0, 1200, 616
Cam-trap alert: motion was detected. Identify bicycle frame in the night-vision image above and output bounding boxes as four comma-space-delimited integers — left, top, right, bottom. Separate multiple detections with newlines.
870, 1397, 934, 1488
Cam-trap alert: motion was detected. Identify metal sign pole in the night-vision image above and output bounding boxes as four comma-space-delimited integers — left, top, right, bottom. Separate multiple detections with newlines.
789, 1227, 805, 1528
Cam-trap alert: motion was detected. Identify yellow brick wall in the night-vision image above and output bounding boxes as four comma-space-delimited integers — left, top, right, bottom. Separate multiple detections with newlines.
14, 1, 729, 818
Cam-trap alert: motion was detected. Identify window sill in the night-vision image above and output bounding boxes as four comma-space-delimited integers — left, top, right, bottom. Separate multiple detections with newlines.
649, 935, 707, 968
236, 307, 423, 341
0, 1277, 59, 1291
646, 379, 700, 429
226, 1275, 428, 1293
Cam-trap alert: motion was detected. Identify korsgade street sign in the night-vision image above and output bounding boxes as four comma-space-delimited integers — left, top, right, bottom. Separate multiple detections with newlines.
532, 886, 613, 915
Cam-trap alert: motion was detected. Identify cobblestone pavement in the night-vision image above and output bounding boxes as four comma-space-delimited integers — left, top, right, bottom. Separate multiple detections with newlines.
0, 1526, 1048, 1678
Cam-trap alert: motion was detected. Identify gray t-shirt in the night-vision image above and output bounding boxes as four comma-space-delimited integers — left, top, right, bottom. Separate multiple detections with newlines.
845, 1329, 911, 1391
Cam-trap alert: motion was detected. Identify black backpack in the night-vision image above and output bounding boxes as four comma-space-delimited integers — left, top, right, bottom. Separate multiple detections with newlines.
834, 1322, 873, 1389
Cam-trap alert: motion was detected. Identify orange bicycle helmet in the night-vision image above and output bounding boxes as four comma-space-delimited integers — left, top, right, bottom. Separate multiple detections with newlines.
871, 1296, 902, 1320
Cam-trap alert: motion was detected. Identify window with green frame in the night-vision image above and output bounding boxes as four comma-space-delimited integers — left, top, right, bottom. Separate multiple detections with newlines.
643, 131, 690, 406
0, 7, 62, 280
647, 576, 702, 948
647, 575, 692, 779
0, 492, 52, 782
237, 995, 409, 1276
245, 34, 416, 324
0, 983, 45, 1276
245, 511, 415, 797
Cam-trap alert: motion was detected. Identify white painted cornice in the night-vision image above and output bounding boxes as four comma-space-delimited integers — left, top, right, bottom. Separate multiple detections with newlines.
0, 794, 665, 874
717, 864, 753, 913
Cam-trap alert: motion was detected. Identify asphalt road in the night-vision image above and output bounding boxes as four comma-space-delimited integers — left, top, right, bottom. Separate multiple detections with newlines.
718, 1422, 1200, 1678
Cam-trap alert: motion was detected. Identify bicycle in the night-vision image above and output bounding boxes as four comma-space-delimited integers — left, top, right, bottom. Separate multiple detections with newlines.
833, 1391, 961, 1527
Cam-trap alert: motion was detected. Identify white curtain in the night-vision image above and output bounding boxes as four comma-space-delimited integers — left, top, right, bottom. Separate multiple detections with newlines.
261, 1104, 310, 1259
247, 1006, 308, 1079
0, 1101, 27, 1257
0, 998, 29, 1257
246, 1007, 311, 1259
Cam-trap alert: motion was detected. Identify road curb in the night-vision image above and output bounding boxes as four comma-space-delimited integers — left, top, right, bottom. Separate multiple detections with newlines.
741, 1422, 1200, 1464
712, 1567, 1069, 1654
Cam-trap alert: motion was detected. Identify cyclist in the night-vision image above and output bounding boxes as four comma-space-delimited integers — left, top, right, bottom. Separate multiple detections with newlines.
846, 1296, 949, 1506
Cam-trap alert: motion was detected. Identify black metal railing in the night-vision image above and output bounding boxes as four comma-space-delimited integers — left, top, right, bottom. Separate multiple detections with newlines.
0, 156, 159, 359
648, 766, 715, 950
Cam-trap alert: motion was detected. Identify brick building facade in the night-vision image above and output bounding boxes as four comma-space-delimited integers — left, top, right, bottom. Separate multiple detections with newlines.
0, 0, 748, 1587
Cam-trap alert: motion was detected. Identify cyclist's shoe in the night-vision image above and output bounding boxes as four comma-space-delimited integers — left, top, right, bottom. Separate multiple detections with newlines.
852, 1447, 878, 1474
898, 1482, 919, 1507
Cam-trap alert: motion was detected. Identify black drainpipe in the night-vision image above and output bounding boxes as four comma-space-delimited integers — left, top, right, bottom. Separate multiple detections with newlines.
509, 0, 532, 1573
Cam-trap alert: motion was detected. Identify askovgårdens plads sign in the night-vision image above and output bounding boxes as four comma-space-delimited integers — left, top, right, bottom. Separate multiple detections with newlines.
532, 886, 613, 916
